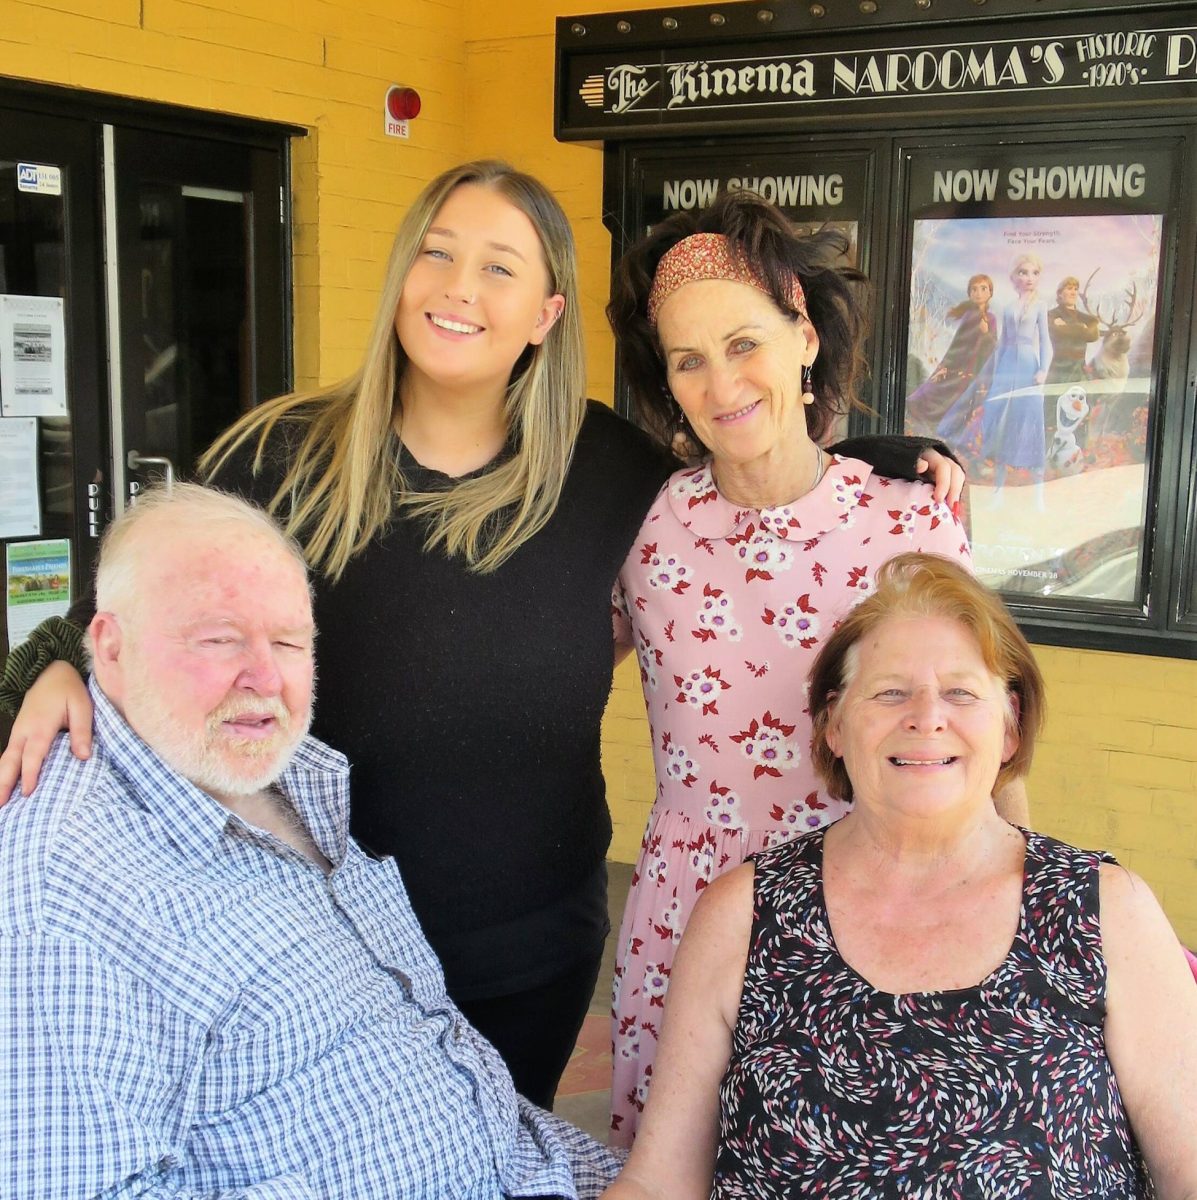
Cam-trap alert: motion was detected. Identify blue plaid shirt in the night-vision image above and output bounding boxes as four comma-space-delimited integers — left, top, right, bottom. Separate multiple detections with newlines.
0, 682, 618, 1199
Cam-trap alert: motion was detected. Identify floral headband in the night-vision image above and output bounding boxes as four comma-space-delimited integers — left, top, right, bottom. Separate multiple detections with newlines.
646, 232, 808, 326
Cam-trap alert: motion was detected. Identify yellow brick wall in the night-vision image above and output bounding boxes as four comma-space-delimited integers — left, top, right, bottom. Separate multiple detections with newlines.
0, 0, 470, 386
468, 0, 1197, 949
1032, 646, 1197, 945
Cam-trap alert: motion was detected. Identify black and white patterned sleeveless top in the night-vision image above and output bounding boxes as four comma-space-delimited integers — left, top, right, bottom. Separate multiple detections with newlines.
714, 829, 1150, 1199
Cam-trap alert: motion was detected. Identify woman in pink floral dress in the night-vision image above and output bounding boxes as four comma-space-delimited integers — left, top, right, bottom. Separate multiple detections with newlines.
605, 192, 976, 1145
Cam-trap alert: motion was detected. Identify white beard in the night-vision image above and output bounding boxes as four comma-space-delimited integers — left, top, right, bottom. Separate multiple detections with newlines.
122, 671, 312, 800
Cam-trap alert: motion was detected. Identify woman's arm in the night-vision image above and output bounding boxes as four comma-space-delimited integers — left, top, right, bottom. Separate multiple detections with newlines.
603, 863, 754, 1200
1101, 863, 1197, 1198
829, 435, 965, 506
0, 660, 93, 800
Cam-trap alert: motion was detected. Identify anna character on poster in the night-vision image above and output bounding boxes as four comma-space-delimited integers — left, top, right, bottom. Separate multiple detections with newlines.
905, 274, 997, 438
982, 253, 1052, 502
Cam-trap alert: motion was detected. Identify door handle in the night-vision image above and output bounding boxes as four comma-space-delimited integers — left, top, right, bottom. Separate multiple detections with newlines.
126, 450, 175, 497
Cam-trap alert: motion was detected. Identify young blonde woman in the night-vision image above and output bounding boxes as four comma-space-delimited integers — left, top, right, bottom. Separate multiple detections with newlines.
0, 160, 960, 1107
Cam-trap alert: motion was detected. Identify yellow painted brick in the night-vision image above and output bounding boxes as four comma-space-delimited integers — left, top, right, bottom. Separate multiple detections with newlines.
1073, 650, 1197, 693
317, 222, 379, 261
1033, 741, 1111, 771
1108, 685, 1197, 726
1157, 863, 1197, 901
609, 827, 645, 864
1153, 724, 1197, 759
1152, 790, 1197, 820
1108, 752, 1194, 790
69, 56, 218, 110
1162, 889, 1197, 928
1116, 812, 1195, 852
1059, 647, 1129, 683
328, 25, 461, 72
21, 0, 139, 21
606, 692, 648, 721
346, 256, 386, 290
1045, 672, 1197, 727
1161, 879, 1197, 917
1048, 713, 1155, 754
1111, 787, 1158, 816
12, 4, 117, 52
0, 42, 69, 86
1038, 680, 1101, 718
147, 0, 324, 65
1031, 645, 1084, 679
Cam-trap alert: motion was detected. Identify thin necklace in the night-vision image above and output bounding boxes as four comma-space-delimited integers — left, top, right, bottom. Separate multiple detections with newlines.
811, 442, 826, 492
716, 439, 826, 508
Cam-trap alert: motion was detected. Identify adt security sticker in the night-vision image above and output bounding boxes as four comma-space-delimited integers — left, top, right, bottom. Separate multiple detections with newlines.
17, 163, 62, 196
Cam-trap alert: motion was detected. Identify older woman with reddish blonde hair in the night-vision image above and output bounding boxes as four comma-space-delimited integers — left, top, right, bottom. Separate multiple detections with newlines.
605, 552, 1197, 1200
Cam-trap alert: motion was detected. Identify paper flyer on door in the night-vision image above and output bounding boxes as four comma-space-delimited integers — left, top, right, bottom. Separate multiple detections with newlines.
5, 537, 71, 650
0, 294, 68, 418
0, 416, 40, 538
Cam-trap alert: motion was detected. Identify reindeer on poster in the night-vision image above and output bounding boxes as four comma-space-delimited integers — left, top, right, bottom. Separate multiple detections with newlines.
1078, 271, 1151, 446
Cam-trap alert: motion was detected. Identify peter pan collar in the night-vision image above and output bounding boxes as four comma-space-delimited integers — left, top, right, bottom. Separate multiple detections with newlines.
665, 455, 877, 541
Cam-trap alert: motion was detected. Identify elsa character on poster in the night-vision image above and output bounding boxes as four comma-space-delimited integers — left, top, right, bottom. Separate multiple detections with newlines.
983, 252, 1052, 504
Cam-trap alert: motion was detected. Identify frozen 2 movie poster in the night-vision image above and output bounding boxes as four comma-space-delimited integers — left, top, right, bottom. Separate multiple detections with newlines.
904, 213, 1163, 605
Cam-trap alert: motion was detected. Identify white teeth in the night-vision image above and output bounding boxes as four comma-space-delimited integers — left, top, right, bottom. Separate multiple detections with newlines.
893, 758, 952, 766
718, 401, 758, 421
429, 315, 482, 334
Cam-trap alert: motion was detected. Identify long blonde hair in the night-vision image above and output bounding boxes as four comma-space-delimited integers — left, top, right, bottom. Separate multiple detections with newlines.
201, 160, 587, 578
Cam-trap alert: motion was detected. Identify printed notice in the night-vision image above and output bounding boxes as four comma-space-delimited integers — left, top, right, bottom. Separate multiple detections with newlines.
0, 416, 40, 537
6, 538, 70, 650
0, 294, 68, 418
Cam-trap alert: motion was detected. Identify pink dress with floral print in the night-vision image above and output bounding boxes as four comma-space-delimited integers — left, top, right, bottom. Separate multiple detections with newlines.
607, 455, 972, 1146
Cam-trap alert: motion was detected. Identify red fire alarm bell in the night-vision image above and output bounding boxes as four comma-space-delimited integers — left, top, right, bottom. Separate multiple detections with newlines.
385, 86, 421, 138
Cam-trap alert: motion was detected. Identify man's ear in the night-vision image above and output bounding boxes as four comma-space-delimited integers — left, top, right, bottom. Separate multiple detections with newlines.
88, 612, 123, 674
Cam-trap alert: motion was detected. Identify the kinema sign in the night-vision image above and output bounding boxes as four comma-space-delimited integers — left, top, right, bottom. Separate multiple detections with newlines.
557, 13, 1197, 137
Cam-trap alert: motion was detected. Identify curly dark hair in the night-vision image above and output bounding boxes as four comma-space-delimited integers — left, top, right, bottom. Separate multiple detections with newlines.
607, 189, 873, 449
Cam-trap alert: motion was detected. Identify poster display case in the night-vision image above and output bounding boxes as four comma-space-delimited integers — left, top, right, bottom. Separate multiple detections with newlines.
899, 138, 1178, 613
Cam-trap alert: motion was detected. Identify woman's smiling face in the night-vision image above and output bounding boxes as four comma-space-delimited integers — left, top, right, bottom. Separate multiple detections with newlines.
656, 279, 818, 470
394, 183, 564, 398
826, 615, 1018, 819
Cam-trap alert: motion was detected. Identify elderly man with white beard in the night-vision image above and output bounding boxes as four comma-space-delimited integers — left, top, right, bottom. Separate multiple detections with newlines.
0, 484, 618, 1200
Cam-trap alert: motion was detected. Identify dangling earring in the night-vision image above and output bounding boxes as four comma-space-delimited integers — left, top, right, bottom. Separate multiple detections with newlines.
801, 365, 816, 406
669, 393, 698, 462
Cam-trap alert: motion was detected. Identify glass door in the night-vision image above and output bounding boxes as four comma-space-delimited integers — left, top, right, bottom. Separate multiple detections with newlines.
112, 127, 288, 502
